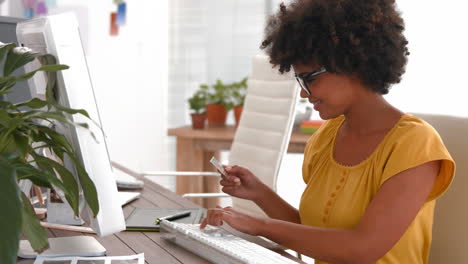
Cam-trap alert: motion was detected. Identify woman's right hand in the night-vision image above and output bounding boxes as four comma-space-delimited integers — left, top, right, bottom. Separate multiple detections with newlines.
220, 165, 267, 201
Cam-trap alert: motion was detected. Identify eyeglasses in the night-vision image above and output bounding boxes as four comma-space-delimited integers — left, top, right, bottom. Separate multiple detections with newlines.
295, 68, 327, 95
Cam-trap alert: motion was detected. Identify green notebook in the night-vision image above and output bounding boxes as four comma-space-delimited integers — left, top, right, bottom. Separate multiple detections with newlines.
125, 207, 205, 232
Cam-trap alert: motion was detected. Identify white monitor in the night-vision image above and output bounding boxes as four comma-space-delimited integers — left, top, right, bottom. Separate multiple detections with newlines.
16, 12, 125, 244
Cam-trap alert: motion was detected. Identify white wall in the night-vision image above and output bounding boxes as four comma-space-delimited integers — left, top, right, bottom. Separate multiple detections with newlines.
81, 1, 170, 173
385, 1, 468, 117
1, 0, 170, 174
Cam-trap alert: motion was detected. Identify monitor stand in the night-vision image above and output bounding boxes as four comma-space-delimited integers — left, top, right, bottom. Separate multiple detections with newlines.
18, 236, 106, 259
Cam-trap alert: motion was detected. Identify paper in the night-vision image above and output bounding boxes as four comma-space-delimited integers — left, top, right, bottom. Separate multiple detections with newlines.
36, 1, 48, 15
23, 0, 36, 9
110, 12, 119, 36
116, 3, 126, 25
34, 253, 144, 264
24, 8, 34, 19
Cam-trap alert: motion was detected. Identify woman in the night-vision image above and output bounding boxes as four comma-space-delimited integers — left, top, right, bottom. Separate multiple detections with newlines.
200, 1, 455, 263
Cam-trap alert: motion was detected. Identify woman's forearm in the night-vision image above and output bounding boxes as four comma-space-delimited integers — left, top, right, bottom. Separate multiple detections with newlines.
257, 219, 376, 264
253, 184, 301, 223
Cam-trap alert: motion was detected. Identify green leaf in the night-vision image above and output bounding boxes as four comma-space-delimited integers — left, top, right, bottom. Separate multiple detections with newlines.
0, 117, 24, 150
38, 63, 91, 120
0, 90, 11, 97
12, 132, 30, 157
9, 157, 52, 188
0, 99, 13, 108
51, 147, 65, 161
17, 171, 53, 189
0, 42, 16, 62
53, 104, 91, 120
0, 76, 16, 85
35, 125, 74, 153
15, 98, 48, 109
28, 153, 68, 191
0, 157, 23, 264
3, 50, 38, 77
25, 111, 98, 142
70, 155, 99, 217
40, 55, 60, 103
23, 111, 69, 124
0, 109, 12, 126
21, 192, 49, 253
15, 64, 69, 83
0, 134, 14, 155
35, 155, 80, 215
0, 80, 17, 92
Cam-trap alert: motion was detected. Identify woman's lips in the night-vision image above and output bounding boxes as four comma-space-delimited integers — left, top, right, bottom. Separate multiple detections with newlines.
311, 100, 321, 110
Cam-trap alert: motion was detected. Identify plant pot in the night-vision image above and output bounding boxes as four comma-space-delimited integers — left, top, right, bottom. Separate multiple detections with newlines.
191, 113, 206, 129
206, 104, 227, 127
234, 105, 243, 127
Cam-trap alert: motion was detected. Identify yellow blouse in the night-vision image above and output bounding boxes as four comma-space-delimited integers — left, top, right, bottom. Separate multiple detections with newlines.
299, 114, 455, 264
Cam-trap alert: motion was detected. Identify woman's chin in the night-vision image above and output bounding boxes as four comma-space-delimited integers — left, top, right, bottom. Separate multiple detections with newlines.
318, 111, 329, 120
318, 111, 340, 120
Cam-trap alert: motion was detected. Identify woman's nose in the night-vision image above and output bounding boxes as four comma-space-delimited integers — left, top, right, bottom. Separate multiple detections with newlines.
299, 89, 309, 98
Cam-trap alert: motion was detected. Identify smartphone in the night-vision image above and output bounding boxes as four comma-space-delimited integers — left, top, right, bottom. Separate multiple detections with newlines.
210, 156, 228, 178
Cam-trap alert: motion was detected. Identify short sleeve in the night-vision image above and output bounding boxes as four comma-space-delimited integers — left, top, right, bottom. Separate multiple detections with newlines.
380, 119, 455, 201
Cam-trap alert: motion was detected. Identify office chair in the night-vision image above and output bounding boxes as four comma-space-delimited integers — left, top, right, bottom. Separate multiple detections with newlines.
113, 54, 299, 216
222, 54, 299, 215
411, 113, 468, 264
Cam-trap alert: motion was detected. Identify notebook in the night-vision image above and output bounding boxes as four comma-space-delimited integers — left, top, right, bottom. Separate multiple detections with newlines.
125, 207, 205, 232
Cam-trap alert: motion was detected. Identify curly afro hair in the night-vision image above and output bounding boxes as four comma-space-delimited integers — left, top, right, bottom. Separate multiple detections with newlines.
261, 0, 410, 94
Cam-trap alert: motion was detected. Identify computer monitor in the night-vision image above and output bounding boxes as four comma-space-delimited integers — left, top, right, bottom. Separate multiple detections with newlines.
0, 16, 31, 104
16, 12, 125, 254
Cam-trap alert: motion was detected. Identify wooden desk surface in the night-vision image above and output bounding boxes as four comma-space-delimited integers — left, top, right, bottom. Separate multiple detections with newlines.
18, 178, 210, 264
17, 178, 303, 264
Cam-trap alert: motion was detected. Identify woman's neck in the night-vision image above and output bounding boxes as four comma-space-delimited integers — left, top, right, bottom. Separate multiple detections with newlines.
342, 93, 403, 136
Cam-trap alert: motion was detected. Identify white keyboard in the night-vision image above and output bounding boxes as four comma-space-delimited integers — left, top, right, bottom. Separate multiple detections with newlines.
160, 221, 299, 264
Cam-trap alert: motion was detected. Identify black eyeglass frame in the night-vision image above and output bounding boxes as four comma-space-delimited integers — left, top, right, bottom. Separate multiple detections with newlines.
295, 68, 327, 95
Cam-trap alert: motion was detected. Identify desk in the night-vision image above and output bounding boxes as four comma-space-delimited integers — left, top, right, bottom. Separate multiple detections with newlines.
168, 125, 311, 208
17, 177, 303, 264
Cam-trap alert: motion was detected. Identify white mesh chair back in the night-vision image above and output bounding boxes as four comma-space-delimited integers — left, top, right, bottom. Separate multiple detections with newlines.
229, 55, 299, 215
411, 113, 468, 264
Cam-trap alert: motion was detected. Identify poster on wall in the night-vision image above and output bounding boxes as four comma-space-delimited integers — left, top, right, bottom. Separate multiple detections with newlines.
17, 0, 127, 37
22, 0, 49, 18
110, 0, 126, 36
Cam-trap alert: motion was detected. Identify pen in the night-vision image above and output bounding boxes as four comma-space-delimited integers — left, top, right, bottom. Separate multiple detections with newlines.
155, 211, 192, 225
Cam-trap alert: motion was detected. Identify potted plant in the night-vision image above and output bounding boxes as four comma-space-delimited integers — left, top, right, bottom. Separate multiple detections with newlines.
231, 77, 248, 126
187, 90, 207, 129
0, 42, 99, 264
201, 80, 233, 127
293, 98, 313, 131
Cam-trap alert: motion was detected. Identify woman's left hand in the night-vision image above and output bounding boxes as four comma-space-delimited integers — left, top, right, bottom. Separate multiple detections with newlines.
200, 206, 265, 236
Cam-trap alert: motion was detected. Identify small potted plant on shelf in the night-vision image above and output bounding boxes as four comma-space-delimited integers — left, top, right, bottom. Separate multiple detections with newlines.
231, 77, 248, 126
0, 42, 99, 264
293, 98, 313, 131
187, 90, 207, 129
201, 80, 234, 127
